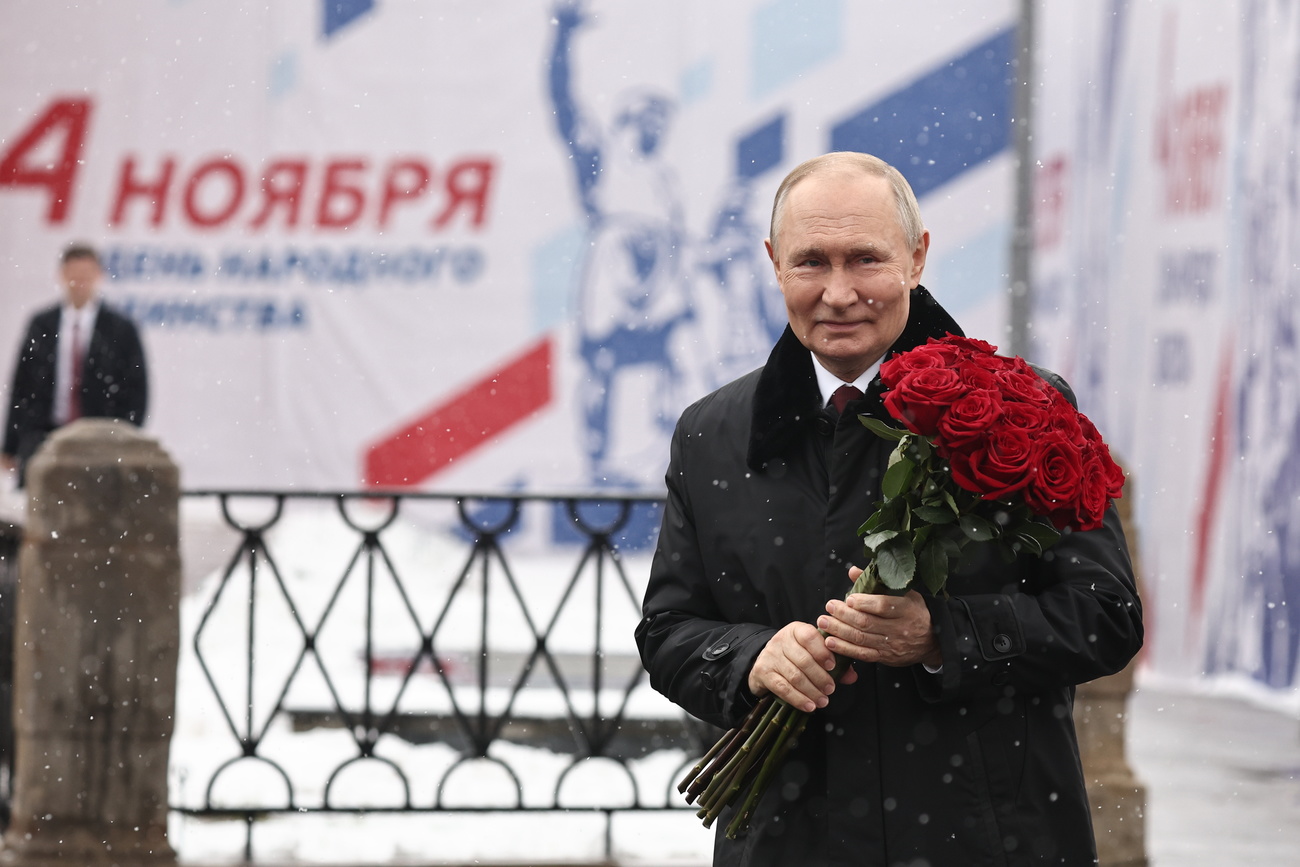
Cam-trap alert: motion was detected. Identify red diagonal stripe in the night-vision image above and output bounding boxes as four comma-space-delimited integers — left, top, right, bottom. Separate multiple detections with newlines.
363, 337, 552, 487
1189, 341, 1233, 629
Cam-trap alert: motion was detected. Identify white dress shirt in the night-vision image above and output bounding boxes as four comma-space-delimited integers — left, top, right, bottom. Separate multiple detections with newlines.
810, 352, 880, 408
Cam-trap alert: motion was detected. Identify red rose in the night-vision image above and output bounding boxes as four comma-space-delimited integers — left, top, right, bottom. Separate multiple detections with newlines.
961, 351, 1015, 374
1024, 431, 1086, 528
994, 367, 1055, 406
936, 335, 999, 356
883, 367, 967, 436
1000, 401, 1051, 438
1096, 440, 1125, 499
883, 334, 994, 379
1076, 412, 1109, 450
1075, 414, 1124, 495
955, 363, 1000, 392
1072, 450, 1114, 531
935, 389, 1003, 450
880, 342, 953, 385
1066, 438, 1125, 531
947, 422, 1036, 500
1043, 399, 1083, 439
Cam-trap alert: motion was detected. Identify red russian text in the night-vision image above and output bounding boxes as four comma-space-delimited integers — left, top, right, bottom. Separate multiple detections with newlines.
0, 98, 94, 224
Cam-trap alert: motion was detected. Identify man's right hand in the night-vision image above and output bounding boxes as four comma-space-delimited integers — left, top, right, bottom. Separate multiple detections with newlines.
0, 455, 14, 472
747, 621, 857, 713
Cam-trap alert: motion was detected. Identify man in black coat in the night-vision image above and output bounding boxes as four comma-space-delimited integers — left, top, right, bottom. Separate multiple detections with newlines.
2, 243, 148, 487
636, 153, 1142, 866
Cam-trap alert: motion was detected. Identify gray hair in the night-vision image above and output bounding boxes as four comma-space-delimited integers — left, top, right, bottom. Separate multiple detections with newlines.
768, 152, 925, 255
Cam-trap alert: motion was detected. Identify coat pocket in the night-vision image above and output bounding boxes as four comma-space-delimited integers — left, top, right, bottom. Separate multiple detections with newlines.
964, 697, 1029, 866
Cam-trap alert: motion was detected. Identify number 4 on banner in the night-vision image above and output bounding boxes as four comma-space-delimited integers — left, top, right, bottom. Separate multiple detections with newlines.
0, 97, 94, 224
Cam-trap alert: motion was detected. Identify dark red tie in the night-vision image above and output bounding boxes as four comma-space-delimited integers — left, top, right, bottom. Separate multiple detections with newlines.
830, 384, 863, 414
68, 320, 83, 422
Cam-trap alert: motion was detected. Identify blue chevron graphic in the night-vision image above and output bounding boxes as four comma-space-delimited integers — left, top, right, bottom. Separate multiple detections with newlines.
830, 27, 1015, 197
736, 114, 785, 180
323, 0, 374, 40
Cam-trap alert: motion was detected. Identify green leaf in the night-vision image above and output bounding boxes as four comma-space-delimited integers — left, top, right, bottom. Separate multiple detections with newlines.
860, 416, 907, 441
862, 529, 900, 552
881, 497, 909, 526
1010, 530, 1044, 556
876, 536, 916, 590
917, 542, 949, 595
958, 514, 998, 542
913, 504, 957, 524
858, 510, 885, 536
882, 455, 916, 499
941, 535, 966, 559
904, 437, 932, 463
1015, 519, 1062, 551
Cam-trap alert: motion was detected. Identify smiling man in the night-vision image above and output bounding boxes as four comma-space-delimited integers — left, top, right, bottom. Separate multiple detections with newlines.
636, 152, 1142, 866
766, 159, 928, 382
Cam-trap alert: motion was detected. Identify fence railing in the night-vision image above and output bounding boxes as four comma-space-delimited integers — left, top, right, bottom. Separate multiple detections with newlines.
173, 490, 710, 863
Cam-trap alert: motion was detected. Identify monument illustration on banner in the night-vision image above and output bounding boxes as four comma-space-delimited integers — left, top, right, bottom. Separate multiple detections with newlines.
548, 0, 693, 491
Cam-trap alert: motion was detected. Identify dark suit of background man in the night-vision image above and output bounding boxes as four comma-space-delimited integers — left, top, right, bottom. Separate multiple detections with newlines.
2, 243, 148, 488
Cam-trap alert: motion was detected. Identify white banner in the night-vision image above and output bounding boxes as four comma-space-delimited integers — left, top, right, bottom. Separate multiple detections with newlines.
1035, 0, 1300, 698
3, 0, 1017, 559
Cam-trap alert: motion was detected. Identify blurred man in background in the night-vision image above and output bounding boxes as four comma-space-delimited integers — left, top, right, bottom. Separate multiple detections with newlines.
2, 242, 148, 487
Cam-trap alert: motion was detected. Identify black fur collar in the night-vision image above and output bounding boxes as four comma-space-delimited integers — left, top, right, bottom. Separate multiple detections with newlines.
746, 286, 964, 470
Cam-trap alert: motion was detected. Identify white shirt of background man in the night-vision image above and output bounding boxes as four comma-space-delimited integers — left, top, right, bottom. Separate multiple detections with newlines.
53, 298, 99, 426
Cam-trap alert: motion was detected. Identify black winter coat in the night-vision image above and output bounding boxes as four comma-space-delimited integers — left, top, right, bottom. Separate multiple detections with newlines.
636, 288, 1143, 867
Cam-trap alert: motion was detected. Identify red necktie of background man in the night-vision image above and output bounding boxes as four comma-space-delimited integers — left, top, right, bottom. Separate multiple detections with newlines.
68, 319, 83, 422
830, 384, 863, 415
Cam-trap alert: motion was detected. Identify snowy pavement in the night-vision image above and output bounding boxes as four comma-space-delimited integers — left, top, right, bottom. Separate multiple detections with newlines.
1128, 682, 1300, 867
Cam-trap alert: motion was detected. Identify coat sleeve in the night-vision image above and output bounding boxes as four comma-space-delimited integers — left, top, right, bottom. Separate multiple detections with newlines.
635, 417, 777, 730
917, 503, 1143, 702
116, 315, 148, 426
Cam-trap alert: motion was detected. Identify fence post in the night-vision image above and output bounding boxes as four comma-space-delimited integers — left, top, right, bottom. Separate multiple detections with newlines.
1074, 468, 1148, 866
1, 419, 180, 867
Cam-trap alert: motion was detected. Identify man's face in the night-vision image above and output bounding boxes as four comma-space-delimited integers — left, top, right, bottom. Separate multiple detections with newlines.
60, 257, 100, 309
766, 171, 929, 381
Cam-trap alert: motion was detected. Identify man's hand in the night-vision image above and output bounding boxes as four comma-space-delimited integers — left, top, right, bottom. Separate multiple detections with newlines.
0, 455, 14, 472
747, 621, 859, 713
817, 567, 942, 669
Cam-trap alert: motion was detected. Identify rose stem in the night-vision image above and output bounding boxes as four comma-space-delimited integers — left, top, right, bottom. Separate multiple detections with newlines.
700, 700, 791, 825
695, 698, 782, 817
724, 703, 809, 839
681, 694, 773, 799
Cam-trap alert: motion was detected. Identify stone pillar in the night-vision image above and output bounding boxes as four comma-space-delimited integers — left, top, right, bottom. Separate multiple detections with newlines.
1074, 474, 1147, 867
2, 419, 180, 867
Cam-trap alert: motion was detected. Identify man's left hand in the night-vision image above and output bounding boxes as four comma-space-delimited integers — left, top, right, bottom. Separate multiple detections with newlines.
817, 569, 942, 668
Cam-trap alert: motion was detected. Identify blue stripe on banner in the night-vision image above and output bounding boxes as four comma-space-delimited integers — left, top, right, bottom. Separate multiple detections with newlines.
829, 27, 1015, 197
323, 0, 375, 40
736, 114, 785, 180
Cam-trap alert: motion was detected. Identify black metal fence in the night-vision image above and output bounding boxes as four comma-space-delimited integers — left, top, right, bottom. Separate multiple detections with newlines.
173, 490, 710, 863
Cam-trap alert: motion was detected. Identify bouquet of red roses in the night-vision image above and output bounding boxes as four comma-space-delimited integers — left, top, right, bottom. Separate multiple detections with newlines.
678, 335, 1125, 839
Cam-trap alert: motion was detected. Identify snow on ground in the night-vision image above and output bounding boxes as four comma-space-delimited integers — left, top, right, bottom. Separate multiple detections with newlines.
171, 496, 714, 865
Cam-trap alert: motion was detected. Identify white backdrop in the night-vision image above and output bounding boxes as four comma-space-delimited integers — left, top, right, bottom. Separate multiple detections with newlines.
1034, 0, 1300, 698
1, 0, 1015, 501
